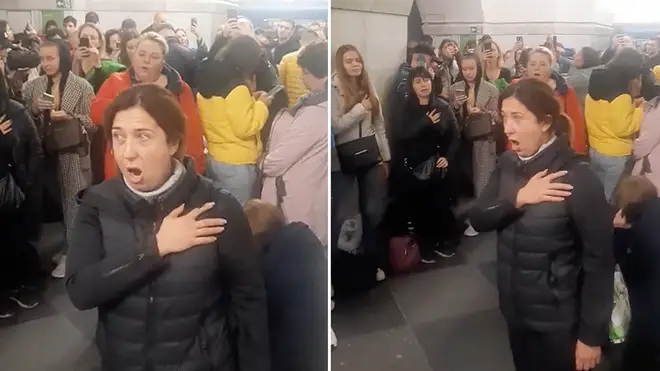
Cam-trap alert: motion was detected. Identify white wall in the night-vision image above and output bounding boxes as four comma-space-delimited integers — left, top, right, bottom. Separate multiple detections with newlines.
416, 0, 613, 51
0, 0, 237, 46
331, 0, 413, 98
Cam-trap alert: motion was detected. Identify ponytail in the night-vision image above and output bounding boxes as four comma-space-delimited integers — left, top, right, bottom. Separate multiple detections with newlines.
553, 113, 573, 145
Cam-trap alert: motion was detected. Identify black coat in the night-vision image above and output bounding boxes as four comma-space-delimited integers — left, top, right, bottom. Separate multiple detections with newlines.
65, 159, 269, 371
615, 198, 660, 344
469, 139, 615, 346
165, 38, 198, 89
0, 99, 43, 237
261, 222, 327, 371
389, 95, 459, 197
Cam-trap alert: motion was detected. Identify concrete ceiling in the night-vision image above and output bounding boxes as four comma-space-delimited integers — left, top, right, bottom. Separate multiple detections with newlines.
331, 0, 413, 17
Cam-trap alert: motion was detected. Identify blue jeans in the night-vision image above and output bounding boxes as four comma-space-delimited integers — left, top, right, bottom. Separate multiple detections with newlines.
205, 157, 257, 206
589, 148, 630, 202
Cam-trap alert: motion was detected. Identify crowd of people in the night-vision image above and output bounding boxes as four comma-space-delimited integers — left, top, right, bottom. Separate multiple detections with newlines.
0, 10, 329, 371
331, 32, 660, 370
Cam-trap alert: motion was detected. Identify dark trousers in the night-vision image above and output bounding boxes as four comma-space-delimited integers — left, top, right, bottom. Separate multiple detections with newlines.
335, 165, 388, 267
398, 180, 460, 257
0, 209, 44, 294
621, 340, 660, 371
508, 327, 576, 371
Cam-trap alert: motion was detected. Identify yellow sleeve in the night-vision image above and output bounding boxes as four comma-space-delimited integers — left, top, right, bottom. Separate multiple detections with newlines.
609, 96, 643, 138
278, 57, 288, 85
225, 85, 269, 139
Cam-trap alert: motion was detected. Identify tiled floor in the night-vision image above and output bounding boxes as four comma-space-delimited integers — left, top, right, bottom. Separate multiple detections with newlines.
330, 230, 624, 371
331, 232, 517, 371
0, 223, 100, 371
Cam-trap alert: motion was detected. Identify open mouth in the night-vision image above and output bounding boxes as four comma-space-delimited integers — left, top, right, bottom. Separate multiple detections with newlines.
509, 139, 520, 150
125, 166, 143, 182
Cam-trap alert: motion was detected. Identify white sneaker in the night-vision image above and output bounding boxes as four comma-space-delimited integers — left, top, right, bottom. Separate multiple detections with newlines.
331, 328, 338, 348
52, 255, 67, 279
464, 224, 479, 237
376, 268, 386, 282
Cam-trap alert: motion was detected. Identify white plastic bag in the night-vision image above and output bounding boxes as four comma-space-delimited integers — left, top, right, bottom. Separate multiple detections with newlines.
609, 266, 631, 344
337, 214, 362, 254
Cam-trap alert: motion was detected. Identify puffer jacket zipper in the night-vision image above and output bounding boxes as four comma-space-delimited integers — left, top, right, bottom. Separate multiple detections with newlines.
145, 202, 164, 371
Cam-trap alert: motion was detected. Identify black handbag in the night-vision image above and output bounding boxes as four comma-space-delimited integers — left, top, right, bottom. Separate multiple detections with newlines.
336, 121, 382, 173
44, 118, 86, 154
405, 153, 447, 181
464, 112, 493, 140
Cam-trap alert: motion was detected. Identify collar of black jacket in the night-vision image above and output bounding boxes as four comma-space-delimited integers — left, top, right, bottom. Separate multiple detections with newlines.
77, 156, 200, 218
501, 136, 576, 177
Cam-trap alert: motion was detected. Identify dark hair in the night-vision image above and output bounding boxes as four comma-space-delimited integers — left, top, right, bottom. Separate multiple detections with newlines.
607, 47, 645, 81
84, 12, 99, 24
121, 18, 137, 30
499, 79, 571, 138
45, 27, 66, 40
297, 40, 327, 79
407, 43, 435, 64
411, 43, 435, 57
41, 39, 73, 128
254, 27, 266, 36
600, 47, 616, 64
580, 47, 600, 69
103, 84, 186, 160
118, 29, 139, 67
216, 35, 263, 79
408, 67, 433, 100
420, 34, 434, 45
104, 28, 120, 55
439, 38, 455, 51
615, 176, 658, 222
44, 20, 58, 30
464, 40, 476, 53
244, 199, 286, 251
518, 48, 532, 68
63, 16, 77, 27
410, 66, 433, 81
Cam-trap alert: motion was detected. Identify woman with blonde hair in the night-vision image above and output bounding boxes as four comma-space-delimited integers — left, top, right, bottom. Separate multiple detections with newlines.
72, 22, 125, 93
478, 39, 512, 90
331, 44, 390, 281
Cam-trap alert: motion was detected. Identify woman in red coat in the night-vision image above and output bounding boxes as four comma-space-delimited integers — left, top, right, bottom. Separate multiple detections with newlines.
507, 47, 586, 155
90, 32, 205, 181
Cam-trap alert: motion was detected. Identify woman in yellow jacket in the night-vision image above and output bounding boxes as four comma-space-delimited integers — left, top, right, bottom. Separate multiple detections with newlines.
197, 35, 272, 205
585, 47, 644, 201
